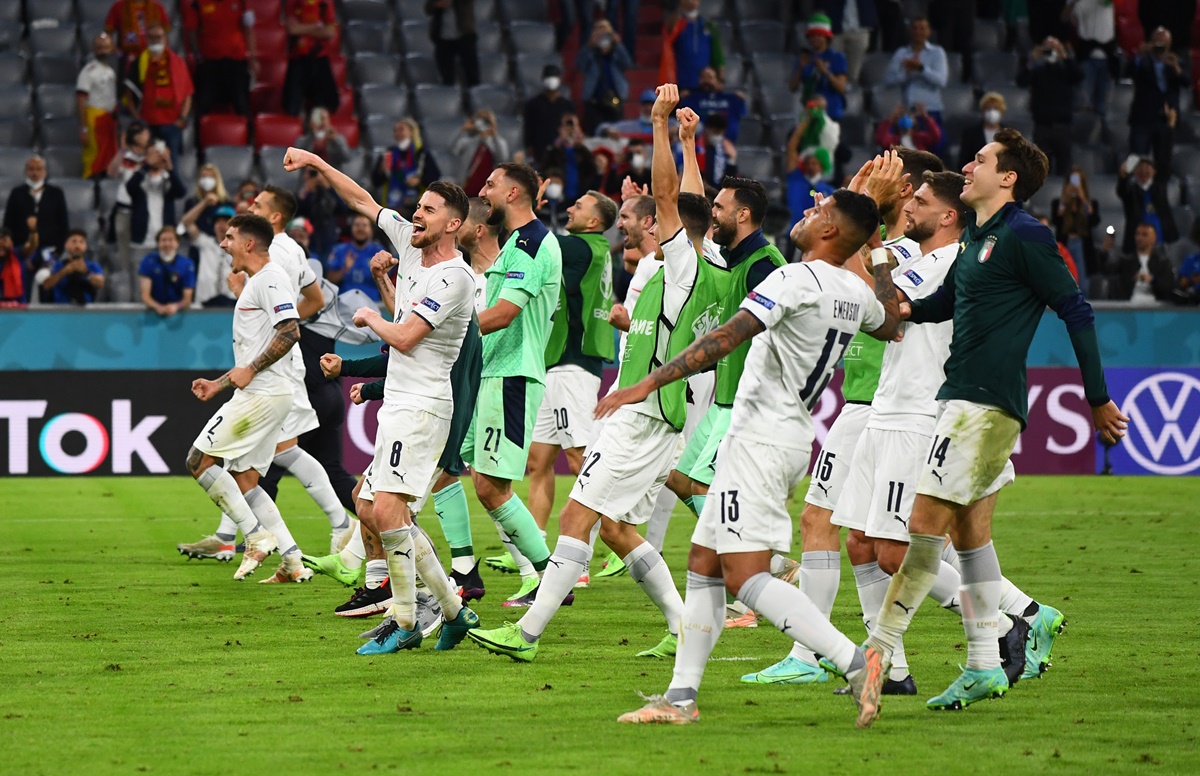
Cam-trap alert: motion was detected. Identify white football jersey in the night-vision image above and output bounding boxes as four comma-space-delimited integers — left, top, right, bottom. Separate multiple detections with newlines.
884, 235, 921, 265
472, 267, 488, 314
870, 241, 958, 431
269, 231, 319, 384
732, 260, 885, 450
233, 261, 299, 397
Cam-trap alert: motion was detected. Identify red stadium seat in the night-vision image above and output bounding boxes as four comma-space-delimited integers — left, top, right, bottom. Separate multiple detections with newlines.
254, 113, 303, 149
331, 114, 360, 148
333, 85, 357, 120
251, 82, 282, 114
255, 24, 288, 61
329, 54, 347, 87
199, 114, 249, 148
247, 0, 282, 21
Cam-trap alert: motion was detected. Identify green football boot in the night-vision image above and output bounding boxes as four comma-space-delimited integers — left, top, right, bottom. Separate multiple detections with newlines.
300, 552, 364, 587
594, 550, 627, 578
467, 621, 539, 662
484, 552, 519, 573
1022, 604, 1067, 680
926, 666, 1009, 710
743, 655, 831, 684
434, 606, 479, 651
636, 632, 677, 658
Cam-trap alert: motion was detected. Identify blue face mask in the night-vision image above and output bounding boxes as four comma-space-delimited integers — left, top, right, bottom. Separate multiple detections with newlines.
896, 114, 914, 131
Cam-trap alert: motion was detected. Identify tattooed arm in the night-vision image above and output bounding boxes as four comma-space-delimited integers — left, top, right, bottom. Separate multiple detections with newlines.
863, 231, 903, 342
595, 310, 764, 417
191, 319, 300, 400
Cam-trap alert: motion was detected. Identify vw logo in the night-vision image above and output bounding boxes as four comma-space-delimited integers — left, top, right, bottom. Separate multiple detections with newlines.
1120, 372, 1200, 475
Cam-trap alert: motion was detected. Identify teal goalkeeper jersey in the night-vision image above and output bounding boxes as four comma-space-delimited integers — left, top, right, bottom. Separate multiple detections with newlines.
481, 218, 563, 382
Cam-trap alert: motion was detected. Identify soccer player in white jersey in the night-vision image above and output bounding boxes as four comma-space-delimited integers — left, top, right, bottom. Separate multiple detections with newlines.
742, 148, 945, 682
185, 215, 303, 581
601, 187, 903, 724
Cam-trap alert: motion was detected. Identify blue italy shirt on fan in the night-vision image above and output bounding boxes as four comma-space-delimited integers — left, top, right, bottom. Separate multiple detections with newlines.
327, 240, 386, 301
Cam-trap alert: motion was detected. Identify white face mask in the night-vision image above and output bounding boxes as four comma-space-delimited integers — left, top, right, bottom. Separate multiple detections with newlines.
314, 130, 327, 140
545, 182, 564, 201
159, 251, 176, 263
198, 176, 217, 192
683, 8, 700, 20
806, 172, 823, 185
148, 42, 165, 56
397, 138, 412, 150
1069, 173, 1082, 187
983, 109, 1002, 125
543, 76, 561, 91
630, 153, 646, 169
26, 177, 44, 190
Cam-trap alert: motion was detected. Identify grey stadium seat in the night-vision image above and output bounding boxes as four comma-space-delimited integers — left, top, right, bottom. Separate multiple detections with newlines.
476, 23, 503, 56
419, 118, 462, 152
738, 21, 788, 54
723, 54, 746, 88
27, 0, 76, 25
700, 0, 724, 19
258, 146, 304, 189
42, 145, 82, 179
859, 52, 892, 88
364, 115, 398, 149
32, 54, 80, 86
733, 0, 781, 21
342, 0, 393, 24
508, 22, 556, 56
0, 53, 27, 86
478, 54, 514, 87
750, 52, 792, 88
758, 86, 797, 122
39, 117, 81, 147
403, 53, 441, 86
57, 177, 96, 212
204, 146, 257, 183
940, 85, 977, 118
736, 115, 764, 146
345, 20, 393, 55
353, 53, 402, 86
78, 0, 109, 24
395, 0, 426, 21
973, 18, 1004, 52
503, 0, 548, 23
399, 21, 434, 55
737, 146, 778, 181
29, 26, 78, 58
0, 118, 35, 146
469, 84, 518, 116
413, 84, 463, 122
360, 83, 410, 120
974, 51, 1018, 86
475, 0, 498, 22
496, 116, 523, 158
36, 84, 78, 120
0, 148, 33, 178
712, 20, 737, 57
0, 0, 19, 22
0, 86, 33, 118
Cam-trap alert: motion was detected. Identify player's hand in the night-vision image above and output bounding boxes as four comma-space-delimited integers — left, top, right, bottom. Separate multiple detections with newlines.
536, 177, 550, 211
349, 383, 364, 405
865, 150, 910, 213
227, 271, 247, 297
1091, 400, 1129, 446
608, 302, 631, 331
282, 146, 318, 172
846, 157, 877, 194
370, 250, 397, 278
621, 175, 649, 200
228, 365, 255, 390
320, 353, 342, 378
899, 301, 912, 319
595, 380, 652, 419
651, 84, 679, 123
352, 306, 378, 328
191, 378, 219, 401
676, 107, 700, 142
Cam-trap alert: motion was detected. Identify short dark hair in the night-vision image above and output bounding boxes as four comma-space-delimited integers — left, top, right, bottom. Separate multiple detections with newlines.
156, 225, 177, 240
720, 177, 768, 226
261, 184, 298, 224
426, 180, 470, 221
586, 190, 619, 231
65, 228, 87, 240
678, 192, 712, 237
495, 162, 540, 204
993, 127, 1049, 203
705, 113, 728, 132
895, 147, 944, 184
920, 170, 969, 226
627, 193, 655, 221
830, 189, 881, 249
467, 196, 499, 233
227, 214, 274, 251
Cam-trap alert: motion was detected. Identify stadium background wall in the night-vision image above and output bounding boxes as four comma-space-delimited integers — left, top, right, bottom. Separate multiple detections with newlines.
1, 308, 1196, 477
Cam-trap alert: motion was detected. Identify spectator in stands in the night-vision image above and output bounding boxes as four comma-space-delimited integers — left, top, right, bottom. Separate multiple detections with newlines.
791, 95, 839, 178
180, 198, 236, 307
453, 109, 510, 197
184, 0, 257, 118
701, 114, 737, 188
297, 168, 339, 260
607, 0, 641, 54
1176, 222, 1200, 304
283, 0, 339, 117
139, 225, 195, 316
4, 156, 69, 258
297, 107, 350, 168
621, 139, 651, 191
556, 0, 594, 52
591, 147, 621, 198
1036, 212, 1080, 284
1129, 27, 1184, 173
1051, 166, 1100, 295
1108, 222, 1175, 303
791, 14, 849, 121
875, 104, 942, 153
77, 33, 120, 180
119, 142, 186, 303
233, 179, 260, 214
1067, 0, 1117, 136
126, 24, 194, 165
1138, 0, 1196, 53
539, 114, 597, 203
105, 0, 170, 62
784, 146, 834, 259
0, 228, 24, 307
661, 0, 724, 92
1018, 35, 1081, 176
373, 118, 441, 216
578, 19, 634, 134
597, 89, 658, 140
41, 230, 105, 306
679, 67, 747, 142
182, 163, 230, 237
1117, 155, 1178, 252
326, 214, 386, 300
929, 0, 976, 82
1028, 0, 1071, 45
524, 64, 575, 160
427, 0, 481, 87
956, 92, 1007, 172
884, 18, 948, 138
820, 0, 876, 84
287, 217, 318, 260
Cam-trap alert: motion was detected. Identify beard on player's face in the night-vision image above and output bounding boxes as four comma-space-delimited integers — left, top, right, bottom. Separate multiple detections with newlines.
904, 216, 937, 244
485, 201, 506, 227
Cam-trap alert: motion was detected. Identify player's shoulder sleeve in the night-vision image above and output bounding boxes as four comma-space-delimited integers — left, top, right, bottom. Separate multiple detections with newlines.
413, 263, 474, 329
376, 207, 413, 253
660, 229, 699, 290
740, 264, 803, 329
498, 220, 553, 303
895, 248, 950, 300
260, 267, 301, 324
1004, 207, 1080, 304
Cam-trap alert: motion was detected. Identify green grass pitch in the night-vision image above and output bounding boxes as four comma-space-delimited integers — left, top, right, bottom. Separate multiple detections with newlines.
1, 475, 1197, 775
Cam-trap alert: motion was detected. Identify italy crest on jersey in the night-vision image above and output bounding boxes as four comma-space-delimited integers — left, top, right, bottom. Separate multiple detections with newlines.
977, 235, 998, 263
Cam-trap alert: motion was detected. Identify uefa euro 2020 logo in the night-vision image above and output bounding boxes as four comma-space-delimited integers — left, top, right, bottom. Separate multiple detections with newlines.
1120, 372, 1200, 475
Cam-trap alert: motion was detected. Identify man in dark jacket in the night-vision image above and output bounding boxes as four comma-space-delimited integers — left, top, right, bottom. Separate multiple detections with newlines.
1017, 35, 1082, 175
1128, 26, 1184, 172
3, 156, 69, 256
427, 0, 479, 87
1117, 155, 1178, 253
1106, 222, 1176, 302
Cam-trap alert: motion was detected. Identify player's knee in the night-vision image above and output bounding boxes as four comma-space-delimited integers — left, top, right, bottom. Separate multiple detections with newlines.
845, 530, 874, 564
876, 543, 907, 576
558, 503, 594, 540
665, 470, 691, 500
597, 517, 629, 549
800, 504, 837, 541
185, 447, 209, 479
686, 544, 722, 578
563, 447, 585, 475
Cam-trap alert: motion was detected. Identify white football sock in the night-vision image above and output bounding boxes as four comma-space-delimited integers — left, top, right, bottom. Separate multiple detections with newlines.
215, 513, 238, 541
741, 572, 859, 676
495, 521, 538, 581
380, 527, 417, 630
518, 536, 589, 641
665, 572, 725, 706
959, 542, 1003, 670
196, 468, 260, 537
643, 485, 678, 553
245, 486, 299, 557
274, 446, 349, 529
412, 527, 462, 619
866, 533, 942, 660
339, 524, 366, 569
930, 560, 964, 614
786, 550, 839, 665
365, 559, 388, 589
624, 541, 683, 636
999, 576, 1035, 620
853, 561, 908, 680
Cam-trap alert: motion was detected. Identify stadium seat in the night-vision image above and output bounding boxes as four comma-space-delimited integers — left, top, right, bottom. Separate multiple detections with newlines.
1174, 204, 1194, 239
838, 113, 872, 146
413, 84, 463, 122
508, 21, 557, 56
496, 116, 524, 158
28, 0, 76, 26
254, 23, 288, 60
364, 115, 397, 149
331, 114, 360, 148
733, 0, 781, 21
1107, 83, 1135, 120
738, 21, 789, 54
469, 84, 518, 116
334, 85, 357, 120
42, 145, 82, 179
77, 0, 110, 24
32, 54, 79, 86
736, 115, 764, 146
723, 54, 746, 88
1172, 144, 1200, 177
478, 55, 514, 87
0, 53, 27, 86
737, 146, 778, 180
29, 26, 78, 58
750, 53, 793, 91
360, 83, 410, 120
945, 52, 964, 84
399, 21, 434, 56
503, 0, 548, 23
940, 84, 976, 118
0, 147, 32, 175
403, 53, 441, 86
712, 20, 737, 57
199, 115, 250, 148
345, 20, 393, 55
353, 52, 402, 86
35, 84, 77, 120
843, 86, 865, 116
1073, 145, 1115, 177
0, 25, 16, 54
39, 117, 80, 147
514, 53, 562, 95
343, 0, 393, 24
204, 145, 258, 182
175, 151, 198, 183
859, 52, 892, 88
57, 177, 96, 213
973, 51, 1018, 86
973, 18, 1004, 52
258, 145, 303, 188
396, 0, 426, 21
0, 118, 34, 146
420, 118, 462, 152
700, 0, 724, 19
253, 113, 303, 149
758, 87, 796, 122
476, 22, 503, 56
0, 0, 20, 22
